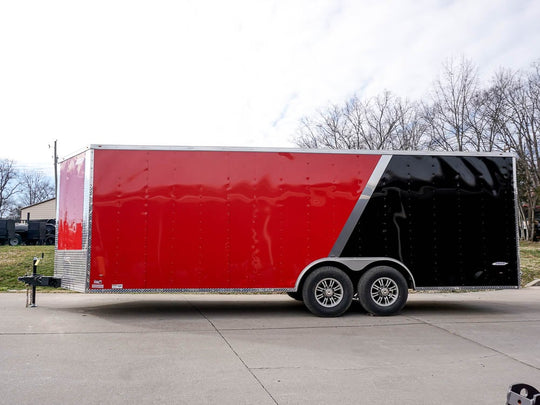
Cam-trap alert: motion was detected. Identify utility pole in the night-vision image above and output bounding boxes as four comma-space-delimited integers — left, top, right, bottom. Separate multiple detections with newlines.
53, 140, 58, 197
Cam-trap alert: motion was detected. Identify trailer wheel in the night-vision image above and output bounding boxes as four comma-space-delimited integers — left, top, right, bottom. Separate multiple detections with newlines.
302, 266, 353, 317
9, 235, 22, 246
357, 266, 408, 316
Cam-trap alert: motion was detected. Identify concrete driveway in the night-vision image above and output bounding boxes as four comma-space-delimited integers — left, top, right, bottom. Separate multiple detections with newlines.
1, 288, 539, 404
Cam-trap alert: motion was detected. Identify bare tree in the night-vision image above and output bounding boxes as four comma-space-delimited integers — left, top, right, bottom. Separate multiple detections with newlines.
295, 91, 412, 151
0, 159, 20, 217
425, 57, 479, 151
343, 96, 368, 149
392, 99, 429, 150
466, 87, 507, 152
296, 104, 350, 149
362, 91, 402, 149
18, 170, 55, 207
490, 65, 540, 240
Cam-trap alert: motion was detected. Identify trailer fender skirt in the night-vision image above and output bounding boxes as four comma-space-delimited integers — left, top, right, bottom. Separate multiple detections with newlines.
294, 257, 416, 291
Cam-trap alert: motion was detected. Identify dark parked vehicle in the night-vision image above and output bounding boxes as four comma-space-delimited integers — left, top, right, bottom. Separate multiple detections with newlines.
0, 219, 18, 245
13, 220, 56, 245
0, 219, 55, 246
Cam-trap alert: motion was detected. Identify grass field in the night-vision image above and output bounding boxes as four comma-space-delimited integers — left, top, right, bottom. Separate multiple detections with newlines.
1, 243, 539, 291
519, 241, 540, 286
0, 245, 55, 292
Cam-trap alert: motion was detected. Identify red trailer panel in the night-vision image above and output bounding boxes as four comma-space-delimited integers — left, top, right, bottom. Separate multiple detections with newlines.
88, 149, 380, 290
57, 152, 85, 250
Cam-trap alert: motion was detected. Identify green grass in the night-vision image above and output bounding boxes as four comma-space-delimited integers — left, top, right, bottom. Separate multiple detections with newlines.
0, 245, 56, 292
1, 243, 539, 291
519, 241, 540, 286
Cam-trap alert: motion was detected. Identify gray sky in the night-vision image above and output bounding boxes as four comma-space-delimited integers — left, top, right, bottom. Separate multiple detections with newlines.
1, 0, 540, 177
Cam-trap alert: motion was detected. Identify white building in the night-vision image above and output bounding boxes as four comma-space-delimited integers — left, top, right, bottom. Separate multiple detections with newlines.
20, 198, 56, 222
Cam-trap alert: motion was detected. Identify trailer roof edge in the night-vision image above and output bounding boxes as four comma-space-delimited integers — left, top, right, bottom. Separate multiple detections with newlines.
58, 146, 92, 163
60, 144, 516, 161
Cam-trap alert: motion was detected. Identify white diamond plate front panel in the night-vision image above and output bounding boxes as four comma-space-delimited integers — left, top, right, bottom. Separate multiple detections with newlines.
54, 250, 89, 292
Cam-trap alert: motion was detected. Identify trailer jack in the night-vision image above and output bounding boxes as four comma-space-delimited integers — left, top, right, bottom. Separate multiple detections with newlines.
18, 255, 61, 307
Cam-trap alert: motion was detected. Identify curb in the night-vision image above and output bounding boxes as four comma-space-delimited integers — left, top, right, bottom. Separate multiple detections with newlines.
525, 279, 540, 287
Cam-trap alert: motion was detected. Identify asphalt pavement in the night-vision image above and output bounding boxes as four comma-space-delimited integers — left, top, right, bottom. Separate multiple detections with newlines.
1, 288, 540, 404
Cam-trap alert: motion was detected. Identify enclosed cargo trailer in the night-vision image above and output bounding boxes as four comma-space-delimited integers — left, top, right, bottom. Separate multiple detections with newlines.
53, 145, 519, 316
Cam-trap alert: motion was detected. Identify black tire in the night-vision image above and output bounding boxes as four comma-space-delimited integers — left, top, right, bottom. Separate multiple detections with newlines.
286, 291, 303, 301
357, 266, 408, 316
9, 235, 22, 246
302, 266, 353, 317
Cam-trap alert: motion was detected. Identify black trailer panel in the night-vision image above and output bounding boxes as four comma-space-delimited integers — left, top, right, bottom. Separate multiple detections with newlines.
342, 155, 518, 288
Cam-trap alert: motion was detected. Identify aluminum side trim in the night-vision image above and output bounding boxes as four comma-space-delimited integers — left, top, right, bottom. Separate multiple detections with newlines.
512, 156, 521, 287
329, 154, 392, 257
86, 288, 291, 293
85, 149, 94, 291
415, 286, 519, 291
59, 145, 516, 162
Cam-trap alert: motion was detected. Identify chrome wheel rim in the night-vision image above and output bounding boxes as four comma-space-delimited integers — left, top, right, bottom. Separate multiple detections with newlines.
370, 277, 399, 306
314, 278, 344, 308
